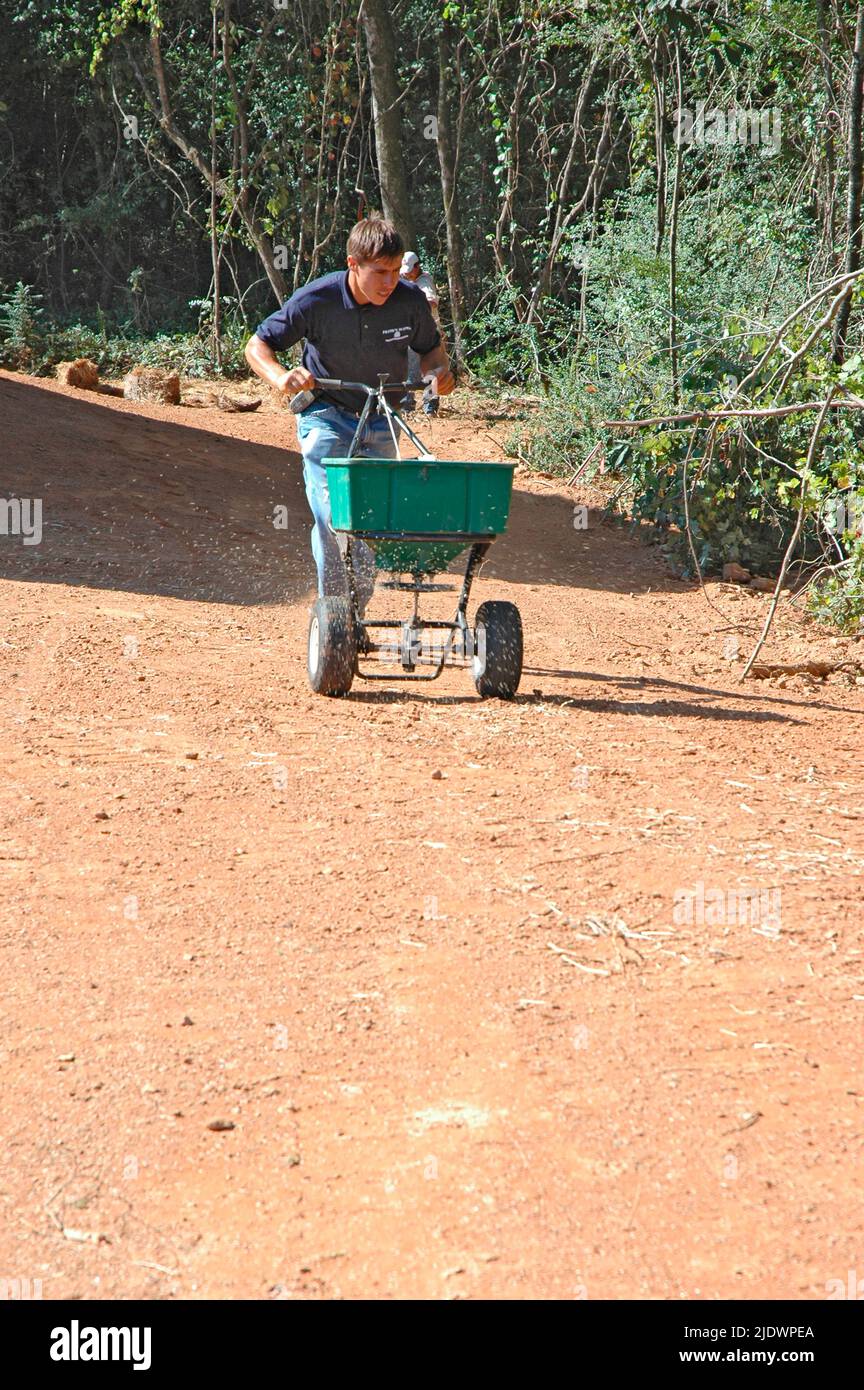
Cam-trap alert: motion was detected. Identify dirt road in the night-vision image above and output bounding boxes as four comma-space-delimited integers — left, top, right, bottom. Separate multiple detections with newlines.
2, 370, 862, 1300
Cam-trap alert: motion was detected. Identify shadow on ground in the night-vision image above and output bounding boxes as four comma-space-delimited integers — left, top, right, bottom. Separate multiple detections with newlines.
1, 374, 680, 605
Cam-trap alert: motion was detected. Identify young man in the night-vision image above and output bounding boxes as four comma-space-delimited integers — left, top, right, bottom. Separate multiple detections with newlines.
244, 218, 454, 612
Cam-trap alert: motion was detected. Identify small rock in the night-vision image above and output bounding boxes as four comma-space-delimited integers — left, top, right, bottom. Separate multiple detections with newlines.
207, 1119, 235, 1132
123, 366, 181, 405
216, 392, 262, 413
58, 1053, 75, 1063
431, 770, 444, 780
185, 752, 199, 760
94, 810, 110, 820
62, 1228, 105, 1244
55, 358, 99, 390
181, 1015, 194, 1026
722, 562, 751, 584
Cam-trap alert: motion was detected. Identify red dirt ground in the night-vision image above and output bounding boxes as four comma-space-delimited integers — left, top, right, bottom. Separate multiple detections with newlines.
1, 368, 863, 1301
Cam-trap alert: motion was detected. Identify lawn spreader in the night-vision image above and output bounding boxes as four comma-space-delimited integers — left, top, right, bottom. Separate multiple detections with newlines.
294, 376, 522, 699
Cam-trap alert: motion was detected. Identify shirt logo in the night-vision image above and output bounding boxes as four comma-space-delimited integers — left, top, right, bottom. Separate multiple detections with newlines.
382, 325, 412, 343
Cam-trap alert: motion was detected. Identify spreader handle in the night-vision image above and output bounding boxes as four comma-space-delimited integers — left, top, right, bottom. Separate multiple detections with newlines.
288, 378, 420, 414
313, 378, 418, 393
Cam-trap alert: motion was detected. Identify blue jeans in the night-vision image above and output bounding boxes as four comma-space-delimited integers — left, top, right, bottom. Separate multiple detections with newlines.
295, 401, 399, 612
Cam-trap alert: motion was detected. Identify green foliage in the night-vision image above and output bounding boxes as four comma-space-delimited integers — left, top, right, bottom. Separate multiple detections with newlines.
461, 280, 542, 383
513, 180, 862, 575
0, 283, 248, 378
128, 325, 248, 377
807, 536, 864, 633
90, 0, 163, 76
0, 281, 46, 368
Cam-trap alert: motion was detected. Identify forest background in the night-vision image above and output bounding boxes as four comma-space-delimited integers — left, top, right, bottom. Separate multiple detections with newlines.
3, 0, 864, 623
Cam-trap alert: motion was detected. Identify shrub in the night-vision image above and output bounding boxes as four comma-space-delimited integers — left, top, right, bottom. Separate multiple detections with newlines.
512, 186, 864, 587
0, 288, 249, 380
0, 281, 46, 369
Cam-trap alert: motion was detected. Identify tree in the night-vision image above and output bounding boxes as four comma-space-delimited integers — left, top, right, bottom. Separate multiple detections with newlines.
834, 3, 864, 361
359, 0, 416, 245
436, 14, 467, 362
127, 14, 289, 302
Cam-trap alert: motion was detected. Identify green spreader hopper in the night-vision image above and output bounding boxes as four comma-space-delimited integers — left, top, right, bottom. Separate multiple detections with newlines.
298, 377, 522, 698
326, 455, 515, 574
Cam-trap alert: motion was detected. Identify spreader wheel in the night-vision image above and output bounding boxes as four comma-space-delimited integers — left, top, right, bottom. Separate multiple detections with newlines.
308, 597, 356, 696
472, 600, 523, 699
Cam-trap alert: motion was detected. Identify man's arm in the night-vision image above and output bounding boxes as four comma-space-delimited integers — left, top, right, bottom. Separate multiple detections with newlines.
244, 333, 315, 396
421, 276, 439, 310
418, 341, 455, 395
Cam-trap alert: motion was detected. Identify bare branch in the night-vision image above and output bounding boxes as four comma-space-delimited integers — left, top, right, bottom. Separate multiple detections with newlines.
740, 390, 838, 679
604, 399, 864, 428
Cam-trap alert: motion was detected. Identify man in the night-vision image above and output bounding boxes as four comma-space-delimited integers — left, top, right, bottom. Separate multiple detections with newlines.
245, 218, 454, 612
401, 251, 440, 320
401, 251, 442, 414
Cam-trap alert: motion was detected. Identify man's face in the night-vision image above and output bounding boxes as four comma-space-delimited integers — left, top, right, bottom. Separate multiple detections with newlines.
403, 264, 420, 281
347, 254, 403, 306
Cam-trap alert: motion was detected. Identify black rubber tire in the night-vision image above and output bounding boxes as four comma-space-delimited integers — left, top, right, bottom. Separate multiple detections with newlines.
472, 600, 523, 699
307, 597, 356, 696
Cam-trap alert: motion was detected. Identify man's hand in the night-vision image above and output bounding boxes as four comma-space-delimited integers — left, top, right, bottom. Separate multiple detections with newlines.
418, 345, 455, 396
244, 333, 314, 395
277, 366, 316, 395
428, 365, 455, 396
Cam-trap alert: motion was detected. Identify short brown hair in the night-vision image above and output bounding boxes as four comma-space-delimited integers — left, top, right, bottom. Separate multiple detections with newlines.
347, 216, 403, 263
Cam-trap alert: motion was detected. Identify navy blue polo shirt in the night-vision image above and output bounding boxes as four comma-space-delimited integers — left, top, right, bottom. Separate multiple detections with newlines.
255, 270, 441, 414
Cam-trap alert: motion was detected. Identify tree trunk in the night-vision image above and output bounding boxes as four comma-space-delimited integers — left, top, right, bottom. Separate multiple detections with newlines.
668, 40, 684, 407
359, 0, 416, 245
639, 26, 666, 257
436, 19, 467, 364
525, 68, 619, 328
492, 48, 530, 303
85, 112, 116, 310
210, 8, 222, 369
834, 3, 864, 362
140, 27, 288, 304
816, 0, 838, 252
